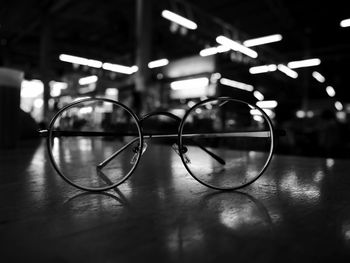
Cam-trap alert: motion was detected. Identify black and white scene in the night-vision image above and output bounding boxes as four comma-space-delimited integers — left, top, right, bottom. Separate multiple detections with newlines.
1, 0, 350, 262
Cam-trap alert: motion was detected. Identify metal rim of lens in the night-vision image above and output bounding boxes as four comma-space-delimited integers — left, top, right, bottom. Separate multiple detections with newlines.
47, 97, 143, 192
178, 96, 275, 191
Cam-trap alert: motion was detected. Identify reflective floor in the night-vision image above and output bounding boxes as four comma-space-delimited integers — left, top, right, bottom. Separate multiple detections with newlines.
1, 139, 350, 262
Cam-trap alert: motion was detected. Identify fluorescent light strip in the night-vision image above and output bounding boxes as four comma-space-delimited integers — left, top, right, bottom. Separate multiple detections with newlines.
200, 47, 217, 57
199, 45, 230, 57
253, 90, 264, 101
243, 34, 282, 47
250, 108, 275, 118
148, 58, 169, 68
326, 86, 336, 97
340, 18, 350, 28
59, 54, 138, 74
249, 64, 277, 74
170, 77, 209, 90
219, 78, 254, 91
102, 63, 138, 75
256, 100, 278, 109
216, 45, 230, 53
59, 54, 103, 68
59, 54, 87, 65
287, 58, 321, 69
216, 35, 258, 58
277, 64, 298, 79
79, 75, 98, 85
312, 71, 325, 83
161, 10, 197, 30
73, 97, 91, 102
86, 59, 103, 68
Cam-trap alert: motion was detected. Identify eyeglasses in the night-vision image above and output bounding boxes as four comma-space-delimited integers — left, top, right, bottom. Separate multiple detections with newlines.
40, 97, 276, 191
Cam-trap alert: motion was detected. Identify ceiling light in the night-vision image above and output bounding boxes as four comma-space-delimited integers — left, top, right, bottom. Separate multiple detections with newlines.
102, 63, 138, 74
59, 54, 102, 68
326, 86, 336, 97
210, 72, 221, 82
312, 71, 325, 83
219, 78, 254, 91
49, 81, 68, 90
296, 110, 306, 118
105, 88, 118, 97
277, 64, 298, 79
287, 58, 321, 69
79, 85, 96, 94
50, 87, 61, 97
250, 108, 275, 118
170, 77, 209, 90
335, 101, 343, 111
33, 98, 44, 108
216, 45, 230, 53
256, 100, 278, 109
79, 106, 93, 114
78, 75, 98, 85
86, 59, 103, 68
59, 54, 87, 65
249, 64, 277, 74
21, 79, 44, 98
216, 36, 258, 58
199, 47, 218, 57
73, 97, 91, 102
199, 45, 230, 57
243, 34, 282, 47
148, 58, 169, 68
340, 18, 350, 28
49, 81, 68, 97
253, 90, 264, 101
161, 10, 197, 30
307, 111, 314, 118
130, 66, 138, 73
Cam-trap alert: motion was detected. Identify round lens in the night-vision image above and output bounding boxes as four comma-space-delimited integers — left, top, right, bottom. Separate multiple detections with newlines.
179, 98, 274, 190
48, 98, 142, 191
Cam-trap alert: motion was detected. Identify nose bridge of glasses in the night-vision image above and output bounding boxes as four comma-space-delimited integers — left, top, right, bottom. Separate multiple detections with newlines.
140, 111, 228, 166
97, 112, 181, 170
139, 111, 181, 138
140, 111, 181, 124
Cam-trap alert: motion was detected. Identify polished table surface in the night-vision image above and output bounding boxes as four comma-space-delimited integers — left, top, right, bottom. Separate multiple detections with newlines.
1, 139, 350, 262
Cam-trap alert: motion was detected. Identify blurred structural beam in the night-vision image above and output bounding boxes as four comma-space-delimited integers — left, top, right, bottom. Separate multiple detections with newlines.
40, 17, 51, 123
135, 0, 153, 114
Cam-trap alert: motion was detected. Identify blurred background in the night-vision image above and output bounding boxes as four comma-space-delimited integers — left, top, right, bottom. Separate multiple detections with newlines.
1, 0, 349, 158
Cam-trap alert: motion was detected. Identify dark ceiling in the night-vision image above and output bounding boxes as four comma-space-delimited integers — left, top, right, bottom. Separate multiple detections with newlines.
1, 0, 349, 108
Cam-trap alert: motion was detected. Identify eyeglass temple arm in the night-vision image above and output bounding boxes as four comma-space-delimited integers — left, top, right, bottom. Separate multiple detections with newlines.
189, 138, 225, 165
96, 137, 139, 169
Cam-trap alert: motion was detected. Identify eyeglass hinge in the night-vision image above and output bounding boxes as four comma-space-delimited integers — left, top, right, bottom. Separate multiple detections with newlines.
38, 129, 48, 137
